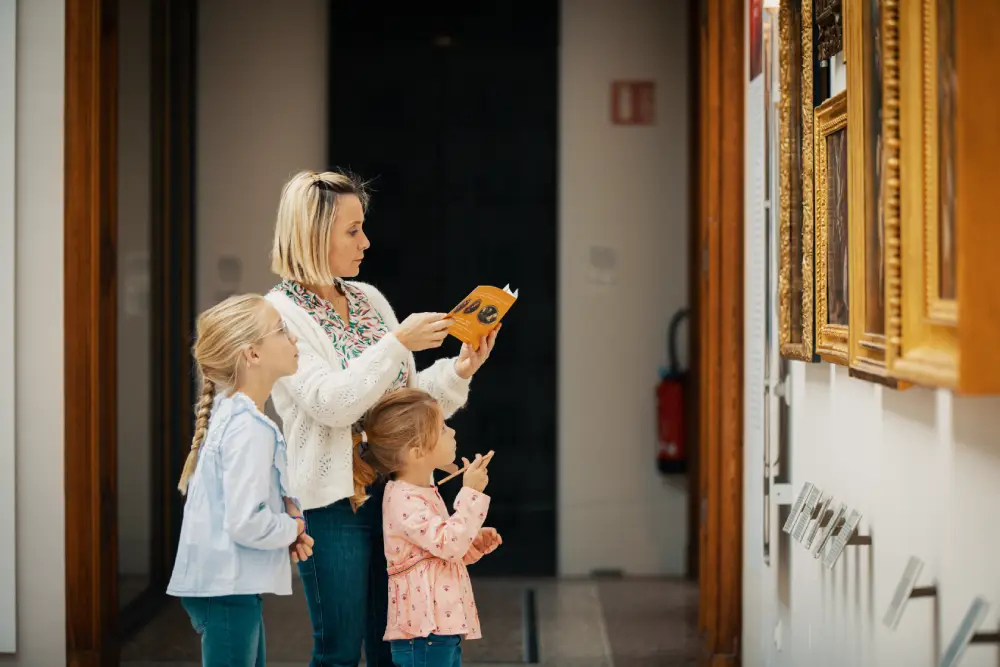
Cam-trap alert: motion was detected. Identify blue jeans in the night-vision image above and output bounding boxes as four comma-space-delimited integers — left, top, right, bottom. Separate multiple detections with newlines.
298, 481, 393, 667
181, 595, 266, 667
389, 635, 462, 667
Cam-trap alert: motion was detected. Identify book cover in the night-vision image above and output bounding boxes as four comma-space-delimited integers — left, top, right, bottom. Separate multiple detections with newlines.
447, 284, 518, 350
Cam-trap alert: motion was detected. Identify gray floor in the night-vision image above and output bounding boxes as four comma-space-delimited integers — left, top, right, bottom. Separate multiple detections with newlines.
122, 577, 698, 667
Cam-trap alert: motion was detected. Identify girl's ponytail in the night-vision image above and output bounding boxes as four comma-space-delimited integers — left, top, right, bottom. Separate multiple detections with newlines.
350, 430, 378, 511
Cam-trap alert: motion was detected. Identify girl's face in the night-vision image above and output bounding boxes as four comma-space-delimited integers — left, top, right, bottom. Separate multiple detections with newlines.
327, 194, 370, 278
247, 304, 299, 380
431, 408, 457, 468
413, 406, 457, 470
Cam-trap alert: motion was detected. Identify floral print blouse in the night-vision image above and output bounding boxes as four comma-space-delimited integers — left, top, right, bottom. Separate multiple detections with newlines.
270, 279, 410, 394
382, 481, 494, 641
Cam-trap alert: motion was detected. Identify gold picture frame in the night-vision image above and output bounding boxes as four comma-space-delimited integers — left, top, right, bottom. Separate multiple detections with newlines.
885, 0, 1000, 393
814, 90, 849, 365
777, 0, 816, 361
844, 0, 906, 386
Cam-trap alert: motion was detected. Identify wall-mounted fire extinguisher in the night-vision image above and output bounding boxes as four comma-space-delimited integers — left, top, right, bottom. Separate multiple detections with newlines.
657, 308, 689, 475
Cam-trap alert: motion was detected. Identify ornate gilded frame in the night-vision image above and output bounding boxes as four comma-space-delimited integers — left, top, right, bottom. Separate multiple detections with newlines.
844, 0, 905, 385
885, 0, 1000, 394
777, 0, 815, 361
884, 0, 958, 387
814, 90, 849, 364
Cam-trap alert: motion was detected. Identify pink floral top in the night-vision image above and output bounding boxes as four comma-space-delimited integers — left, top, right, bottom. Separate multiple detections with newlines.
270, 279, 409, 393
382, 481, 494, 641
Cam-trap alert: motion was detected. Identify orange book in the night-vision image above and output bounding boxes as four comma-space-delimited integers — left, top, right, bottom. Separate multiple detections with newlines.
447, 284, 518, 350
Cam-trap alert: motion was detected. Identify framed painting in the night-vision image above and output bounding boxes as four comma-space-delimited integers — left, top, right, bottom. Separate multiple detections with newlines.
885, 0, 1000, 393
844, 0, 906, 385
814, 90, 849, 364
777, 0, 816, 361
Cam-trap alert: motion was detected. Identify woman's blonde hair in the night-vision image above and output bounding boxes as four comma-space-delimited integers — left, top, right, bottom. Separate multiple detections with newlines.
270, 169, 370, 285
177, 293, 274, 495
350, 389, 442, 511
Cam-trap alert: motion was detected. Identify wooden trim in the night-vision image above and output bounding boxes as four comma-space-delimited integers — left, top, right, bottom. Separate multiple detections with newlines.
697, 0, 743, 663
954, 0, 1000, 393
65, 0, 119, 665
697, 0, 721, 651
716, 0, 744, 657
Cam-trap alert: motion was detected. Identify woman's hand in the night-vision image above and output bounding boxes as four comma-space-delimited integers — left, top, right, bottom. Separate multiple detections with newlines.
395, 313, 452, 352
454, 325, 500, 379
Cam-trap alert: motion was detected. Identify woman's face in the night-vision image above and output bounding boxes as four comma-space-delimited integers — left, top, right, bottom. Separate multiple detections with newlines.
328, 194, 370, 278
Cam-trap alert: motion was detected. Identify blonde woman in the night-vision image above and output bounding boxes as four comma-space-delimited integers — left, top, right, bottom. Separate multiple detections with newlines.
266, 170, 499, 667
167, 294, 316, 666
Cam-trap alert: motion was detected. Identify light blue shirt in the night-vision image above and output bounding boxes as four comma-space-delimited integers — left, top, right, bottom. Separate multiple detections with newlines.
167, 392, 299, 597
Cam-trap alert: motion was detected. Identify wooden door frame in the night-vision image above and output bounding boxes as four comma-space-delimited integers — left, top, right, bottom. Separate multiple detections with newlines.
65, 0, 196, 663
65, 1, 119, 664
695, 0, 744, 664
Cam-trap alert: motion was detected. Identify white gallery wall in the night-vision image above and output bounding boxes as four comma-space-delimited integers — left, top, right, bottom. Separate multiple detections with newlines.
1, 0, 67, 664
742, 1, 1000, 665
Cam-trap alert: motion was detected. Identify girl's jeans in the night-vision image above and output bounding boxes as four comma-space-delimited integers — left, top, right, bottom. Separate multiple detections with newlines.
390, 634, 463, 667
181, 594, 266, 667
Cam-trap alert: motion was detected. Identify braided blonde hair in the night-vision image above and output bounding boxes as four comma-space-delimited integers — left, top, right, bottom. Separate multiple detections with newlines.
270, 169, 370, 285
177, 293, 273, 495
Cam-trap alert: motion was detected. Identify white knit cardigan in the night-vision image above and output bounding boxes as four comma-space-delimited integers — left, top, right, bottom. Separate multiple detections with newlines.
265, 281, 472, 511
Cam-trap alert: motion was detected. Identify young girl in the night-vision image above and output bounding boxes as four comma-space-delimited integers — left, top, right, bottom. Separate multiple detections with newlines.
167, 294, 316, 667
351, 388, 501, 667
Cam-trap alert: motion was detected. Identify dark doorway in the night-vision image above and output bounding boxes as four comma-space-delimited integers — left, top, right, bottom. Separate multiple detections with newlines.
328, 3, 559, 576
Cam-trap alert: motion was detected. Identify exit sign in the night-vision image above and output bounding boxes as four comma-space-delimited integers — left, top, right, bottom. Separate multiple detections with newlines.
610, 80, 655, 126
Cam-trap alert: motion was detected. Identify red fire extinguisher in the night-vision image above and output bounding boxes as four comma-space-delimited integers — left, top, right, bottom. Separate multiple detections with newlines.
657, 308, 689, 475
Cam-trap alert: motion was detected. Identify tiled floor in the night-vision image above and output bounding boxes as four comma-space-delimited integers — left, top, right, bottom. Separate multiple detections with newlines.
122, 577, 698, 667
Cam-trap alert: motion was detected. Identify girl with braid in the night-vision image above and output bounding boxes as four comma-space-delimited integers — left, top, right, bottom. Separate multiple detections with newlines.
167, 294, 316, 666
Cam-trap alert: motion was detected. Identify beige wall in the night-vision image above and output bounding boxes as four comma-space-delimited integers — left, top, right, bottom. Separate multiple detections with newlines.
557, 0, 691, 576
196, 0, 328, 310
197, 0, 692, 576
1, 0, 66, 663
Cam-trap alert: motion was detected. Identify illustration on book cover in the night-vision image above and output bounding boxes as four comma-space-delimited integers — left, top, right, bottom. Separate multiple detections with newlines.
448, 284, 518, 350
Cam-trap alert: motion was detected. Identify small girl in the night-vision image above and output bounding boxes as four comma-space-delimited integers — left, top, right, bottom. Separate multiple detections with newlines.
351, 388, 501, 667
167, 294, 315, 667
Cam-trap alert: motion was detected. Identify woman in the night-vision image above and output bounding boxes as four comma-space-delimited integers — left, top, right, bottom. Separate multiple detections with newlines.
265, 170, 498, 667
